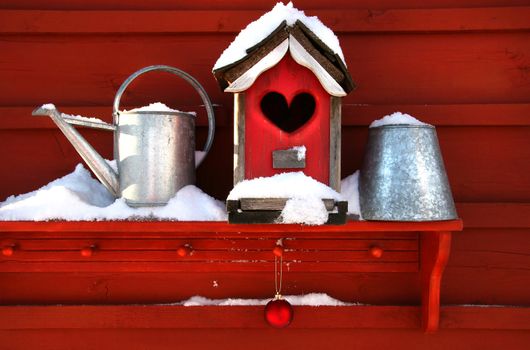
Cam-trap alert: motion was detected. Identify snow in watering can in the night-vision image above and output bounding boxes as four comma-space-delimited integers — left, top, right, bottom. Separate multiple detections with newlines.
32, 65, 215, 207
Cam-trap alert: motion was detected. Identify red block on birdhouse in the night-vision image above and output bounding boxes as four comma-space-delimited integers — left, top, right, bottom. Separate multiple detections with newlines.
213, 4, 355, 223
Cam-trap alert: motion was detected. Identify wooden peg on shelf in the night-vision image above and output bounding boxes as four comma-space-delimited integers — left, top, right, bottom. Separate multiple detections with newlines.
177, 245, 193, 257
80, 245, 96, 258
2, 245, 15, 257
369, 245, 384, 259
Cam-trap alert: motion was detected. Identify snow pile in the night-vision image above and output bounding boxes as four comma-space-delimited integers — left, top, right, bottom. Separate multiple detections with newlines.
228, 172, 341, 201
280, 196, 329, 225
370, 112, 430, 128
0, 163, 226, 221
213, 2, 345, 70
340, 170, 361, 217
37, 103, 107, 124
62, 113, 107, 124
123, 102, 194, 115
291, 145, 306, 161
182, 293, 357, 306
41, 103, 56, 111
183, 296, 267, 306
228, 172, 342, 225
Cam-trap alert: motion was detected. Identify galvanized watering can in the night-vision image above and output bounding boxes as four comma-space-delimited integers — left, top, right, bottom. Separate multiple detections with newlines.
33, 65, 215, 207
359, 124, 457, 221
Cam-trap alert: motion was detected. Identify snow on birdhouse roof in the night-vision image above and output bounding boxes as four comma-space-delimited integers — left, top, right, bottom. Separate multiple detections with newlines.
213, 2, 345, 70
212, 2, 354, 96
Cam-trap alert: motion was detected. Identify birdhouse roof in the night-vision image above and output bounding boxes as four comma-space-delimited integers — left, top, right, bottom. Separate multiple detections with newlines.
212, 2, 355, 97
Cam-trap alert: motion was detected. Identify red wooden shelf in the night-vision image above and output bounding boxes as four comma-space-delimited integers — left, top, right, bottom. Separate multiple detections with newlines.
0, 219, 462, 332
0, 219, 463, 233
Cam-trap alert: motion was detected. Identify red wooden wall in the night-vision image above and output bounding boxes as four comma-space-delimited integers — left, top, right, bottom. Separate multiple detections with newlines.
0, 0, 529, 348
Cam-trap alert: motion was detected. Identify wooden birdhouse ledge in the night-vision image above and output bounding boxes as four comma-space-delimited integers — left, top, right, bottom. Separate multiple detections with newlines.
0, 219, 462, 332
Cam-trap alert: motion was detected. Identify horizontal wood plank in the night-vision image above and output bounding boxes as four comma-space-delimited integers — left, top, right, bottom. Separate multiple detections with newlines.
3, 238, 418, 251
440, 306, 530, 330
0, 305, 420, 329
0, 271, 420, 305
1, 33, 528, 106
0, 261, 419, 273
0, 250, 418, 262
1, 203, 528, 232
0, 305, 527, 330
239, 198, 336, 211
1, 104, 529, 128
0, 220, 463, 234
2, 0, 529, 11
0, 106, 227, 129
0, 229, 420, 240
1, 8, 529, 34
0, 221, 423, 273
342, 104, 530, 126
456, 203, 530, 228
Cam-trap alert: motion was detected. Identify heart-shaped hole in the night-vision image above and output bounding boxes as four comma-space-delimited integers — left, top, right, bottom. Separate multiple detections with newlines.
260, 92, 316, 133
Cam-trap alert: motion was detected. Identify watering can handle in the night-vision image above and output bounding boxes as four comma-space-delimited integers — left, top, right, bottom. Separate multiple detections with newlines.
112, 65, 216, 159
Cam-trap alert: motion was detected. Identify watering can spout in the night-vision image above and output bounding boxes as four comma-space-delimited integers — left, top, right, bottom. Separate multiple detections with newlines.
32, 105, 120, 197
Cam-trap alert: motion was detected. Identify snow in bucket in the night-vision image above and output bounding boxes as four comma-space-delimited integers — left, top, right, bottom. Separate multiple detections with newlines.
369, 112, 431, 128
123, 102, 195, 115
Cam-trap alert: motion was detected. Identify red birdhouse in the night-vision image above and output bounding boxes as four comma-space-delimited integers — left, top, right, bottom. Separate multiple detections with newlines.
213, 6, 354, 224
214, 20, 354, 191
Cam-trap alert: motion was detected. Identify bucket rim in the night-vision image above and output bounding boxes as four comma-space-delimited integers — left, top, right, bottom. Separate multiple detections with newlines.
370, 123, 435, 129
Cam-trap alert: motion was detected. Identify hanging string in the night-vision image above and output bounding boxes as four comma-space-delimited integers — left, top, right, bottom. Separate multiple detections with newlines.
274, 254, 283, 299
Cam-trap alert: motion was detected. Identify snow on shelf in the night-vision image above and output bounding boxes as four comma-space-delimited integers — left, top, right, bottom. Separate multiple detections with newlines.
180, 293, 358, 307
228, 172, 341, 201
213, 2, 345, 70
0, 162, 361, 223
281, 196, 331, 225
227, 171, 360, 225
340, 170, 361, 219
0, 163, 226, 221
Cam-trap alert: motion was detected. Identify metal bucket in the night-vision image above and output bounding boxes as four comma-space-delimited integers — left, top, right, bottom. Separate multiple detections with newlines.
359, 124, 457, 221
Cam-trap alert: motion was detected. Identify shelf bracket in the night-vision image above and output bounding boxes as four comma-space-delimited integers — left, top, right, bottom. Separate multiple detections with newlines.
420, 231, 452, 332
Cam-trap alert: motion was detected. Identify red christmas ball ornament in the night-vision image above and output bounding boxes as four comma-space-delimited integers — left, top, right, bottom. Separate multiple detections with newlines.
264, 298, 293, 328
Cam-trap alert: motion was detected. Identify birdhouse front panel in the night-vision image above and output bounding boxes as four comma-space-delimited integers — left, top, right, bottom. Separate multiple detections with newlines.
244, 55, 330, 184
